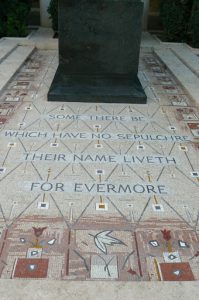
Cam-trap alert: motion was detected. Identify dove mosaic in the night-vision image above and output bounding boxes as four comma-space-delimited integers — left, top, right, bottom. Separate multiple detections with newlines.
89, 231, 126, 255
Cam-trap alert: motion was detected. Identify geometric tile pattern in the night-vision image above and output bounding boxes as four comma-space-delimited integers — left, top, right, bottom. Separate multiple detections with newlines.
0, 49, 198, 281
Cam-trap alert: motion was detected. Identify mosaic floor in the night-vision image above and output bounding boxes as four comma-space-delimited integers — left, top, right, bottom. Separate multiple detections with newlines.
0, 48, 198, 281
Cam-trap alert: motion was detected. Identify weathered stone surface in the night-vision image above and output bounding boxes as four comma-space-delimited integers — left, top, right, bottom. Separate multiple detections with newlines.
48, 0, 147, 103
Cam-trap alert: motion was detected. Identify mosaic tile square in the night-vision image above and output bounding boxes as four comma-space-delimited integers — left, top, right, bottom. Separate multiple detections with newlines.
14, 258, 49, 278
159, 262, 195, 281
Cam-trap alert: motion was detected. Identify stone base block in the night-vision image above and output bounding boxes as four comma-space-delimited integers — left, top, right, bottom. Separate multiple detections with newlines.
48, 67, 147, 104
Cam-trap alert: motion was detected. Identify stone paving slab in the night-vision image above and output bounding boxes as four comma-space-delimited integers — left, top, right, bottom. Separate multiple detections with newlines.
170, 45, 199, 77
154, 47, 199, 105
3, 28, 58, 50
0, 45, 35, 91
0, 280, 199, 300
0, 39, 18, 64
0, 38, 198, 286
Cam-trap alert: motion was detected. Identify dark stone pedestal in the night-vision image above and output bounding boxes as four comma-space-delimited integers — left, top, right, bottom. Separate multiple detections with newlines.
48, 69, 146, 103
48, 0, 147, 104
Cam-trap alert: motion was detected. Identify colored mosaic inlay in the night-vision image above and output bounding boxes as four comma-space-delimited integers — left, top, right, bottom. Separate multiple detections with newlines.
14, 258, 49, 279
0, 49, 198, 281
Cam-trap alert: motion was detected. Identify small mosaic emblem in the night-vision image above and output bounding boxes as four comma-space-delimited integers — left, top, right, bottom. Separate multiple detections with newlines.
163, 251, 181, 263
7, 142, 16, 148
96, 202, 108, 211
190, 171, 199, 178
0, 167, 6, 174
37, 202, 49, 209
50, 143, 59, 148
27, 248, 42, 259
152, 204, 164, 212
179, 145, 188, 151
96, 169, 105, 175
137, 145, 145, 150
95, 144, 103, 149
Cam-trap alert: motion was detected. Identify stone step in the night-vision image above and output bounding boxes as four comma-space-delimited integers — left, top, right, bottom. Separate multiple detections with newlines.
154, 47, 199, 105
141, 32, 161, 48
0, 45, 35, 91
0, 280, 198, 300
0, 39, 18, 63
170, 45, 199, 77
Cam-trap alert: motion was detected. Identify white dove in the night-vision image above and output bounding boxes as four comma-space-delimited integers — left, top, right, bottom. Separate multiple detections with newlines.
89, 230, 126, 254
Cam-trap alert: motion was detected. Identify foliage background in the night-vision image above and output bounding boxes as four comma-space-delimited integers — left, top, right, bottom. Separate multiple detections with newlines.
160, 0, 199, 47
0, 0, 31, 38
47, 0, 58, 32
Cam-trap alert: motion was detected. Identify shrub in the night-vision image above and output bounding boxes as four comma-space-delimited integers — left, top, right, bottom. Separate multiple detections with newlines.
189, 0, 199, 47
0, 0, 10, 37
47, 0, 58, 32
0, 0, 31, 38
160, 0, 193, 42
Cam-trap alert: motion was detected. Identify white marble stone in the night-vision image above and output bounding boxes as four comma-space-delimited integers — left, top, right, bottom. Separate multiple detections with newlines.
0, 45, 35, 91
170, 44, 199, 77
154, 47, 199, 105
0, 39, 18, 63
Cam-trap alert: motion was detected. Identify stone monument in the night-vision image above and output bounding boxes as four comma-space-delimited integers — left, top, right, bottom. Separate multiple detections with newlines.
48, 0, 147, 103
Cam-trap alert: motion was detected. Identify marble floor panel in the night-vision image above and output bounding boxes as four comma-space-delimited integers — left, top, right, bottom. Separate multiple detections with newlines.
0, 49, 198, 282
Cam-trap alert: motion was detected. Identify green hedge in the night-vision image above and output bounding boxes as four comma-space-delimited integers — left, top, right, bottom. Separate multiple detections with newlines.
160, 0, 193, 42
189, 0, 199, 47
0, 0, 31, 38
0, 0, 9, 37
47, 0, 58, 32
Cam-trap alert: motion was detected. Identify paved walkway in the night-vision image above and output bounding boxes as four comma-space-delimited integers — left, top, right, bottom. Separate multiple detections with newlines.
0, 29, 199, 299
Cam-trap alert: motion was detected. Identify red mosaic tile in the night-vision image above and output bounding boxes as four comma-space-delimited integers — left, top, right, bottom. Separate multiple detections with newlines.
187, 123, 199, 130
0, 117, 7, 124
14, 258, 49, 279
159, 262, 195, 281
